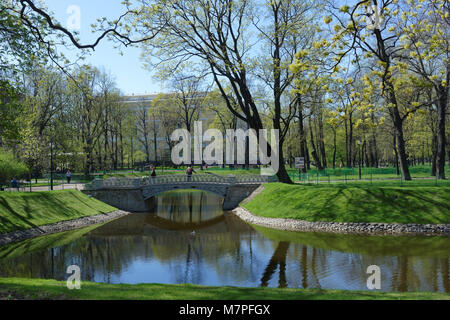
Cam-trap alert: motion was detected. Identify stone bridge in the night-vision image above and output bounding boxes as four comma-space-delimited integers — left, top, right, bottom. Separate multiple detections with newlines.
83, 174, 275, 212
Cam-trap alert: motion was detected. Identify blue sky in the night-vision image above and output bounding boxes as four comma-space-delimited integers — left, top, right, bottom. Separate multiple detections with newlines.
45, 0, 163, 95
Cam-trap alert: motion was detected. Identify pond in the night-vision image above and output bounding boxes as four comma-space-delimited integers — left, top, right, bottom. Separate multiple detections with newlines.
0, 190, 448, 293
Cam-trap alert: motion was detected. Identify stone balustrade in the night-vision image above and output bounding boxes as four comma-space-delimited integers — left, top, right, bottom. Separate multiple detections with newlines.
86, 174, 275, 190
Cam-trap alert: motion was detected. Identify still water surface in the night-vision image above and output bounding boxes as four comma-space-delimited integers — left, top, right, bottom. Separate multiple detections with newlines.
0, 191, 448, 292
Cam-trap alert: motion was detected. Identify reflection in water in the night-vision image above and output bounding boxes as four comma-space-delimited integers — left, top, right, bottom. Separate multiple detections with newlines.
261, 242, 290, 288
0, 190, 448, 293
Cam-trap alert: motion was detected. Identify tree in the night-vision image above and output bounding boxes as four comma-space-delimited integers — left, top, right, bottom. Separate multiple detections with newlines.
70, 66, 106, 175
155, 67, 207, 134
131, 0, 324, 182
397, 0, 449, 179
136, 101, 152, 164
322, 0, 415, 179
0, 80, 22, 145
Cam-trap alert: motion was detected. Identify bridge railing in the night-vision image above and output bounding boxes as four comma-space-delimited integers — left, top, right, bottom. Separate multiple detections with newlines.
85, 177, 141, 190
141, 174, 230, 185
85, 174, 277, 190
234, 175, 278, 184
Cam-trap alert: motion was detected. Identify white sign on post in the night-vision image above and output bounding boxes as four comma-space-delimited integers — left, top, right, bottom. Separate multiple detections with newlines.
295, 157, 305, 169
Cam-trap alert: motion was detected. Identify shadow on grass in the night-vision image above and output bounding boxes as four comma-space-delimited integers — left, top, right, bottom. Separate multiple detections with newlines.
0, 190, 115, 234
249, 184, 450, 224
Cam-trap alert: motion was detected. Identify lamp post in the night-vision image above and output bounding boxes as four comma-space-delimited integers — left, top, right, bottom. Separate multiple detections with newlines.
357, 140, 362, 180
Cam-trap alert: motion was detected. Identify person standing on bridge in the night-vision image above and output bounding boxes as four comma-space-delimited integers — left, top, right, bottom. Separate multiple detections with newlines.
151, 165, 156, 178
186, 166, 196, 182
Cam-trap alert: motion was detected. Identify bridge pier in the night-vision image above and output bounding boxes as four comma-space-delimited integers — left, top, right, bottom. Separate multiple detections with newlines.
222, 185, 260, 211
84, 189, 152, 212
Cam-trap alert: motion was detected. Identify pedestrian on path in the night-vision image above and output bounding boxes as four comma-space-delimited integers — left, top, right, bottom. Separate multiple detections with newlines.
186, 166, 196, 182
10, 178, 19, 191
66, 170, 72, 184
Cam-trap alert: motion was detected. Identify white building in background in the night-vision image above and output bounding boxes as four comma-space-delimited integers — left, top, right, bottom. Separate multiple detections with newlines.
119, 93, 216, 163
120, 94, 159, 111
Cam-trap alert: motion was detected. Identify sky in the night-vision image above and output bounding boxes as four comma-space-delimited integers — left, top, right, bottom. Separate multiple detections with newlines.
44, 0, 163, 96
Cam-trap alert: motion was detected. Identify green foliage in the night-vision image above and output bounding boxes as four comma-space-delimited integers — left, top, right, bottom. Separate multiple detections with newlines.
0, 150, 29, 186
0, 3, 45, 74
0, 80, 23, 143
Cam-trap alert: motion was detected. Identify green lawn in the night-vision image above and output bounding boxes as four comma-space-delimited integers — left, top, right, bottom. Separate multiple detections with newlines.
0, 190, 116, 234
0, 278, 447, 300
242, 183, 450, 224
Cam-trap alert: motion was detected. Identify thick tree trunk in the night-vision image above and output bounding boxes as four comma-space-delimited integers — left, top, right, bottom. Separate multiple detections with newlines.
389, 101, 411, 180
393, 135, 400, 175
309, 119, 323, 170
276, 153, 292, 184
436, 86, 447, 179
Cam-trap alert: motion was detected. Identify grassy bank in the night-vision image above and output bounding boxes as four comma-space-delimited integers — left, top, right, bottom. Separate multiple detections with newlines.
242, 183, 450, 224
0, 278, 448, 300
0, 190, 116, 234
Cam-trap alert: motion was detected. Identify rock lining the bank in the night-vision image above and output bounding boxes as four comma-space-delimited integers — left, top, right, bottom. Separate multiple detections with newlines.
233, 208, 450, 236
0, 210, 131, 246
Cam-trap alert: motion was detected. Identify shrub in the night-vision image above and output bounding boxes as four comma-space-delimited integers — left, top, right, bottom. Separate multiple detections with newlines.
0, 150, 29, 187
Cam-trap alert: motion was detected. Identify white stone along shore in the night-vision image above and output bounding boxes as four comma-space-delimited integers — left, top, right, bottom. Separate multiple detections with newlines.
233, 207, 450, 235
0, 210, 131, 246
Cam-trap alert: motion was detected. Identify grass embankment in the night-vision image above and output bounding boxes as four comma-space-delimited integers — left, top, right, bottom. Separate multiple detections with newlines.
0, 190, 116, 234
0, 278, 447, 300
242, 183, 450, 224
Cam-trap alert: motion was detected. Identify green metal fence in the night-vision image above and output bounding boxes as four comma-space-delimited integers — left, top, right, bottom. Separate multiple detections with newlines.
287, 166, 450, 187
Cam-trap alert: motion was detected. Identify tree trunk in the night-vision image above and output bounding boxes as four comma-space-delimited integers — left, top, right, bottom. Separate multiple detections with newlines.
435, 85, 447, 179
393, 135, 400, 175
318, 108, 327, 168
306, 144, 311, 170
332, 128, 337, 169
309, 118, 323, 170
297, 96, 307, 173
346, 110, 354, 168
389, 105, 411, 180
276, 153, 292, 184
431, 134, 437, 176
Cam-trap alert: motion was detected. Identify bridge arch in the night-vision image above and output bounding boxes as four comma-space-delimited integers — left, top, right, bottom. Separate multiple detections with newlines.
141, 184, 228, 201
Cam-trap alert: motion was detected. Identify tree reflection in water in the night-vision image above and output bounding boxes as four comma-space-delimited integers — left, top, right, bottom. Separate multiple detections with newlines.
260, 242, 290, 288
0, 190, 448, 293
